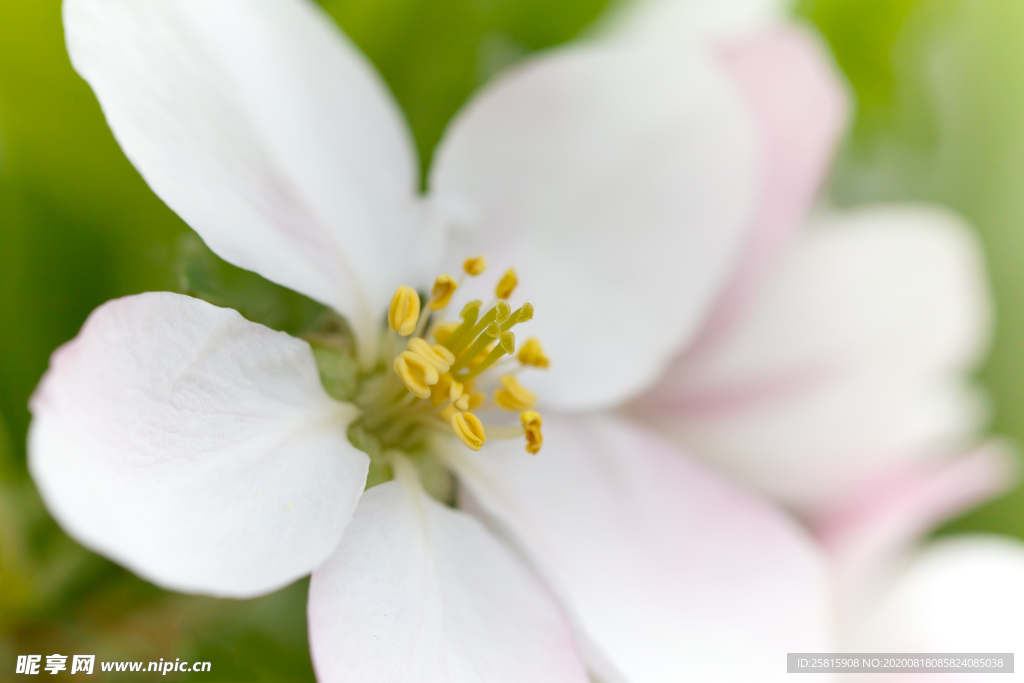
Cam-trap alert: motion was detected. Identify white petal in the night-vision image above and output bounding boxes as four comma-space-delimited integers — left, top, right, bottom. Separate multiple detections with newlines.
307, 466, 589, 683
443, 414, 833, 683
64, 0, 420, 355
813, 442, 1017, 580
29, 292, 367, 597
690, 27, 849, 349
846, 536, 1024, 662
811, 443, 1018, 621
430, 44, 758, 411
636, 205, 993, 511
599, 0, 791, 46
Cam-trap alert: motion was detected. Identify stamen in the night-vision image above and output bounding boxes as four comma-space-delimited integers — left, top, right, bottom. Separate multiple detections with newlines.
428, 275, 457, 311
463, 255, 488, 276
451, 322, 501, 374
448, 302, 511, 357
355, 258, 545, 460
406, 338, 455, 374
441, 300, 484, 352
441, 390, 484, 414
430, 373, 454, 406
388, 286, 420, 337
451, 412, 486, 451
518, 337, 550, 368
460, 331, 514, 381
520, 411, 543, 455
495, 268, 518, 299
467, 341, 497, 370
432, 321, 460, 345
493, 374, 537, 411
393, 351, 439, 398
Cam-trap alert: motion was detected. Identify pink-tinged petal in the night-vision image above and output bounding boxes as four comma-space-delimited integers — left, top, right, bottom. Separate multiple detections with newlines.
29, 293, 367, 597
811, 442, 1018, 618
689, 27, 848, 351
845, 536, 1024, 682
430, 44, 759, 412
813, 442, 1018, 580
634, 206, 993, 512
64, 0, 420, 359
443, 414, 833, 683
308, 463, 589, 683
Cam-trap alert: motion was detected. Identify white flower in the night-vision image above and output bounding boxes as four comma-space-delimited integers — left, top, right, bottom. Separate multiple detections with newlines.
842, 535, 1024, 670
30, 0, 849, 680
601, 0, 1014, 586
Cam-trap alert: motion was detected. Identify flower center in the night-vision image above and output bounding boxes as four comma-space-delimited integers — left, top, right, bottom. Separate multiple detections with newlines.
322, 257, 549, 496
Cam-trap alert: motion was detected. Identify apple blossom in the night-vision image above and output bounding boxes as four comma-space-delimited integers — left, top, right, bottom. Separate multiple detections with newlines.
29, 0, 850, 680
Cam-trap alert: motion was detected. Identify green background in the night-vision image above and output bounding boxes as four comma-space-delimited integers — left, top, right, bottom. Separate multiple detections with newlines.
1, 0, 1022, 678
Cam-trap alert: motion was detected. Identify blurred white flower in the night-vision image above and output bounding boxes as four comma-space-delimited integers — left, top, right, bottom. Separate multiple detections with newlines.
30, 0, 851, 681
605, 0, 1016, 589
843, 535, 1024, 682
598, 0, 792, 45
636, 206, 1005, 510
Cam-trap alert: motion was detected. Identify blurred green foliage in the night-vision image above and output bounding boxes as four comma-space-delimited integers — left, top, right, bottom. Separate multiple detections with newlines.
3, 0, 1024, 676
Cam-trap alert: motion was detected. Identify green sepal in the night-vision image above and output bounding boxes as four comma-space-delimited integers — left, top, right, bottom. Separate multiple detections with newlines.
175, 234, 327, 336
310, 344, 359, 404
347, 422, 394, 490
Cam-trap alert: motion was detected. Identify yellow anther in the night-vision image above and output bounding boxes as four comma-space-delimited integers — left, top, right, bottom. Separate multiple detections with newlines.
493, 374, 537, 411
393, 351, 438, 399
451, 412, 486, 451
407, 338, 455, 374
431, 373, 454, 406
432, 321, 460, 345
467, 391, 486, 410
520, 411, 543, 455
428, 274, 457, 311
446, 378, 476, 411
388, 286, 420, 336
463, 255, 487, 276
518, 337, 550, 368
434, 344, 456, 366
440, 404, 458, 421
496, 268, 518, 300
